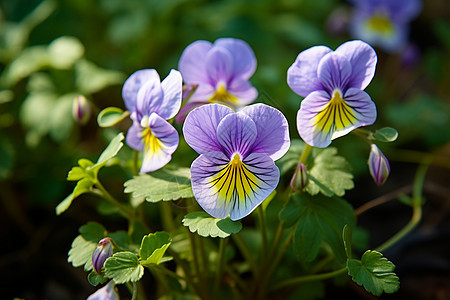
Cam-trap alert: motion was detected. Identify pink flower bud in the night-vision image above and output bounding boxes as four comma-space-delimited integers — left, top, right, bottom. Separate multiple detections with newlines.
368, 144, 390, 186
92, 237, 113, 274
72, 95, 91, 125
290, 163, 308, 192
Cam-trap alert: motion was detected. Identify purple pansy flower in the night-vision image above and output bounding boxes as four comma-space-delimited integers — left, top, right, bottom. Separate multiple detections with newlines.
349, 0, 422, 52
183, 103, 290, 220
177, 38, 257, 122
288, 40, 378, 148
368, 144, 390, 186
122, 69, 182, 173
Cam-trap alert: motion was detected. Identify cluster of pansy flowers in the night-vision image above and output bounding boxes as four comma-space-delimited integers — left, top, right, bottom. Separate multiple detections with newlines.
119, 38, 389, 223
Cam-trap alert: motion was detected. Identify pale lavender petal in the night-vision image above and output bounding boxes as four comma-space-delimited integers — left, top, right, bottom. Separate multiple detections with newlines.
122, 69, 160, 112
287, 46, 332, 98
190, 151, 279, 221
136, 79, 164, 118
206, 46, 234, 85
140, 113, 179, 173
87, 281, 119, 300
159, 69, 182, 120
214, 38, 257, 79
297, 90, 333, 148
240, 104, 290, 161
317, 52, 352, 93
126, 122, 144, 151
335, 40, 377, 89
183, 104, 234, 154
178, 40, 212, 85
175, 101, 206, 124
228, 78, 258, 106
216, 112, 257, 159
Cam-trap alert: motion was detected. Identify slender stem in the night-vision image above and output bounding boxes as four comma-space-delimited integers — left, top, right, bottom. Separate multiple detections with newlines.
160, 202, 176, 232
197, 234, 208, 274
268, 220, 284, 259
187, 229, 201, 281
257, 206, 268, 262
232, 234, 257, 275
376, 164, 428, 253
93, 180, 136, 221
223, 264, 247, 293
154, 265, 187, 282
388, 149, 450, 169
131, 282, 137, 300
270, 267, 347, 292
133, 150, 139, 176
214, 238, 227, 292
167, 248, 199, 294
355, 185, 412, 216
299, 144, 313, 164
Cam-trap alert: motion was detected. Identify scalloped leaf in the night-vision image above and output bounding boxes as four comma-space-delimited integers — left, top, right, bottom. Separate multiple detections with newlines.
104, 252, 144, 284
139, 232, 172, 267
347, 250, 400, 296
182, 212, 242, 238
124, 167, 193, 204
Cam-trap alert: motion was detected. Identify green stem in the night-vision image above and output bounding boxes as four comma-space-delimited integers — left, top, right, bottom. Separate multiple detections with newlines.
223, 264, 247, 293
299, 144, 313, 164
232, 234, 257, 275
214, 238, 227, 292
388, 149, 450, 170
257, 206, 268, 262
268, 220, 284, 259
375, 163, 428, 253
167, 248, 199, 294
154, 265, 187, 282
131, 282, 137, 300
270, 267, 347, 292
160, 202, 176, 232
93, 180, 136, 221
133, 150, 139, 176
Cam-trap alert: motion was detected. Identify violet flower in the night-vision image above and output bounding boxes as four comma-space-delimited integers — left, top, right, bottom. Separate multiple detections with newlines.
122, 69, 182, 172
287, 40, 377, 148
87, 281, 119, 300
183, 103, 290, 220
368, 144, 390, 186
349, 0, 422, 52
177, 38, 257, 122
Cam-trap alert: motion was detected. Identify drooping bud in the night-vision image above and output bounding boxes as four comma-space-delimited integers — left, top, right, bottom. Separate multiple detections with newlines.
290, 163, 308, 192
368, 144, 390, 186
72, 94, 91, 125
92, 237, 113, 274
87, 280, 119, 300
182, 83, 199, 101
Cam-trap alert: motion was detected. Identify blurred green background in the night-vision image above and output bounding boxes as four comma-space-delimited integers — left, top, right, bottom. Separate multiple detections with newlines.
0, 0, 449, 299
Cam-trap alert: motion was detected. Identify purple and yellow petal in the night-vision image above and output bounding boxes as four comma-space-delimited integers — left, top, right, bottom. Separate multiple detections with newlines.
287, 45, 332, 98
183, 104, 234, 154
216, 113, 257, 158
240, 104, 290, 161
122, 69, 160, 112
191, 151, 279, 221
140, 113, 179, 173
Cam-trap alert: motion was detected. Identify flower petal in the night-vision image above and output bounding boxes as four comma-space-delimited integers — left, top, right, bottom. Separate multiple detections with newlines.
227, 78, 258, 106
297, 88, 376, 148
175, 101, 206, 124
214, 38, 257, 79
240, 104, 290, 161
136, 78, 164, 119
335, 40, 377, 89
206, 46, 234, 85
122, 69, 160, 112
178, 40, 212, 84
140, 113, 179, 173
287, 45, 332, 98
159, 69, 182, 120
126, 121, 144, 151
183, 104, 234, 154
317, 52, 352, 93
191, 151, 279, 221
216, 112, 257, 159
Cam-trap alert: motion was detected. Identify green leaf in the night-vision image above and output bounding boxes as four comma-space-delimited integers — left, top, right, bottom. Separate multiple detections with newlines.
291, 194, 355, 263
55, 193, 74, 215
97, 107, 130, 128
96, 132, 125, 167
124, 167, 193, 204
56, 178, 93, 215
347, 250, 400, 296
343, 225, 352, 259
75, 59, 125, 94
104, 252, 144, 284
182, 212, 242, 238
47, 36, 84, 69
306, 148, 354, 197
372, 127, 399, 143
68, 222, 106, 271
88, 271, 108, 286
139, 232, 172, 266
279, 196, 302, 228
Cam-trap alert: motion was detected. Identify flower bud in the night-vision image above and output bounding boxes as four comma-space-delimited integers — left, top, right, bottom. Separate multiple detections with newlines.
368, 144, 390, 186
72, 94, 91, 125
92, 237, 113, 274
290, 163, 308, 192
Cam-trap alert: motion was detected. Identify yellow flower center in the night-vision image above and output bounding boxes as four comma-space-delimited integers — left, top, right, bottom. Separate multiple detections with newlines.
141, 127, 163, 155
208, 84, 239, 105
313, 89, 357, 133
365, 13, 394, 36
